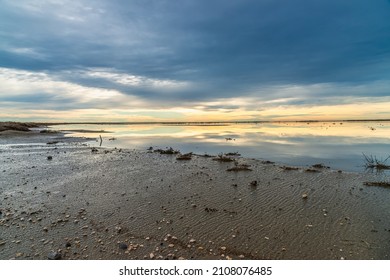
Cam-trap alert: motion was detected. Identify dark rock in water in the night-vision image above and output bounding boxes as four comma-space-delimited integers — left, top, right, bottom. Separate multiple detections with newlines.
47, 251, 62, 260
119, 243, 128, 250
47, 156, 53, 160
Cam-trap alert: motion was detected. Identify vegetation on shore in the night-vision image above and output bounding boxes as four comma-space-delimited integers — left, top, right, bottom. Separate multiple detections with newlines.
0, 122, 40, 132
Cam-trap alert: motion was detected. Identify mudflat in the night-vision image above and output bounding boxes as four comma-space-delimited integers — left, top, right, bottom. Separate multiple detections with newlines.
1, 130, 390, 260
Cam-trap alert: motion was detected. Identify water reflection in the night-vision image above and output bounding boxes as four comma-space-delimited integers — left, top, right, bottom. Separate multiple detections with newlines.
52, 122, 390, 173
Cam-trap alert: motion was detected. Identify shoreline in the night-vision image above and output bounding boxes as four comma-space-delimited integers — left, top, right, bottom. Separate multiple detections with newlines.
1, 130, 390, 260
1, 119, 390, 131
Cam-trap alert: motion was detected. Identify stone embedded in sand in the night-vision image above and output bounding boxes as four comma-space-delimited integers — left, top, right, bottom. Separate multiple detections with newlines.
189, 239, 196, 243
302, 193, 308, 199
250, 180, 258, 187
149, 252, 155, 259
168, 244, 175, 248
220, 246, 227, 251
115, 226, 122, 233
119, 243, 128, 250
47, 251, 62, 260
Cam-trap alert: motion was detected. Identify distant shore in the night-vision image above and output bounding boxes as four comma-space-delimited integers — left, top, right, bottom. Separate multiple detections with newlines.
1, 129, 390, 260
1, 119, 390, 132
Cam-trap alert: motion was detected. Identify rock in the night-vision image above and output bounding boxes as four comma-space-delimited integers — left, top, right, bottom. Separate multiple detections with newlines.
149, 252, 155, 259
65, 242, 71, 248
168, 244, 175, 248
119, 243, 128, 250
249, 180, 258, 187
189, 239, 196, 243
220, 246, 227, 251
302, 193, 308, 199
47, 251, 62, 260
47, 156, 53, 160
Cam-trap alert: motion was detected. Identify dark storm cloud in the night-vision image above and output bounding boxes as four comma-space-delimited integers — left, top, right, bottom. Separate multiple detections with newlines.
1, 0, 390, 104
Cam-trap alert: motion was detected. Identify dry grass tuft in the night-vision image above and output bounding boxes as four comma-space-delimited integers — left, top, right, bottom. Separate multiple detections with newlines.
213, 154, 235, 162
155, 147, 180, 155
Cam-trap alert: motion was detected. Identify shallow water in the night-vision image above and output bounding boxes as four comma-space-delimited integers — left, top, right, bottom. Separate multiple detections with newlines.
51, 121, 390, 173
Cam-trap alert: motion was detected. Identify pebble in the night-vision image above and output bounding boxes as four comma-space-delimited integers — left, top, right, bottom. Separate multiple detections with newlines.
168, 244, 175, 248
302, 194, 308, 199
149, 253, 155, 259
47, 251, 62, 260
189, 239, 196, 243
119, 243, 128, 250
220, 246, 227, 251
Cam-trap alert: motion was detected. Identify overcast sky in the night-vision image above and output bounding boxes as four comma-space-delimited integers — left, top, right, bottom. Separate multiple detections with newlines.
1, 0, 390, 121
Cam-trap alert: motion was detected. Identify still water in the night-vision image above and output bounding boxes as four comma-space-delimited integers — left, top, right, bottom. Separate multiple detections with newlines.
52, 121, 390, 173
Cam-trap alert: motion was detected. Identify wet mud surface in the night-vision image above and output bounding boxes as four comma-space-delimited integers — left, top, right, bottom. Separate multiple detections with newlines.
1, 133, 390, 260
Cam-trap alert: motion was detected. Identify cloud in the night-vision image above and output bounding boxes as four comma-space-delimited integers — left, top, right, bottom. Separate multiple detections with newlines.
0, 0, 390, 120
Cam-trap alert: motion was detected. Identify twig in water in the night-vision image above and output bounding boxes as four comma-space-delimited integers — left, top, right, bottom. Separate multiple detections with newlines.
363, 153, 390, 170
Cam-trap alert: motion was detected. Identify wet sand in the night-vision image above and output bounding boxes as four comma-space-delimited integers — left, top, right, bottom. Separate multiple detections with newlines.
1, 131, 390, 260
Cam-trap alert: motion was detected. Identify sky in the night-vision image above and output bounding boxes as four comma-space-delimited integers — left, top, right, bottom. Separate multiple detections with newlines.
1, 0, 390, 122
